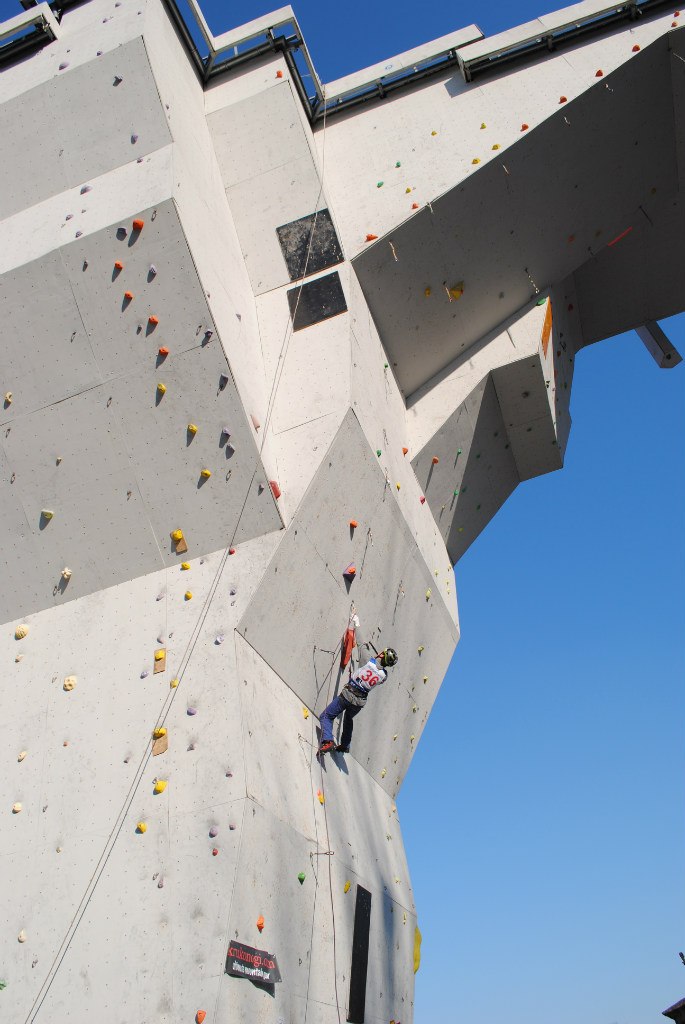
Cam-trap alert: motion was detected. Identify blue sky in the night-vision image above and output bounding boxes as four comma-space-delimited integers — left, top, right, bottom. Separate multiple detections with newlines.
2, 0, 681, 1019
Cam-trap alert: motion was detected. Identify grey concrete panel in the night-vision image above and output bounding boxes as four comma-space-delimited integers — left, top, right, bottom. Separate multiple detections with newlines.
352, 37, 677, 396
239, 409, 458, 795
413, 376, 520, 562
0, 252, 101, 423
0, 38, 171, 219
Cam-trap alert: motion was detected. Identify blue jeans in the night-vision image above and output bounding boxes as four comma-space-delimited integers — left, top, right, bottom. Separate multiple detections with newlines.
320, 693, 362, 747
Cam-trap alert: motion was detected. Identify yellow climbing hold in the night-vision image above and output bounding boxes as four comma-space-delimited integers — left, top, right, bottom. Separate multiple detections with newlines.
344, 881, 351, 893
410, 735, 415, 743
302, 706, 309, 719
184, 591, 192, 601
381, 768, 387, 778
181, 562, 190, 570
448, 281, 464, 301
423, 675, 428, 683
492, 143, 501, 150
480, 122, 487, 129
152, 727, 167, 739
63, 677, 76, 691
153, 779, 167, 794
157, 383, 166, 394
393, 734, 398, 741
425, 589, 431, 599
424, 287, 431, 297
171, 529, 184, 542
414, 925, 422, 973
41, 509, 54, 520
396, 482, 401, 490
472, 158, 480, 165
14, 624, 29, 640
431, 130, 437, 136
187, 423, 198, 435
4, 391, 12, 404
317, 789, 324, 805
136, 822, 147, 833
417, 645, 424, 653
200, 468, 211, 479
170, 678, 179, 688
154, 650, 165, 662
405, 187, 412, 193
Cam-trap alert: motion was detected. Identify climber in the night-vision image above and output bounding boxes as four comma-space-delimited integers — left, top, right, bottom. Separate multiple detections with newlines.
318, 648, 399, 755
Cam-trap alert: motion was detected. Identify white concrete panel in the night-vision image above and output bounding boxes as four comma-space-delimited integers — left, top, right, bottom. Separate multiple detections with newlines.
0, 38, 171, 220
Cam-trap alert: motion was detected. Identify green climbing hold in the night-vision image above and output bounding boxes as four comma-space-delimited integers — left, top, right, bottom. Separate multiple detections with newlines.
395, 161, 401, 167
384, 363, 388, 368
476, 504, 481, 510
456, 448, 462, 455
298, 872, 306, 885
536, 296, 547, 306
377, 181, 384, 188
453, 489, 459, 496
376, 449, 382, 457
0, 980, 6, 990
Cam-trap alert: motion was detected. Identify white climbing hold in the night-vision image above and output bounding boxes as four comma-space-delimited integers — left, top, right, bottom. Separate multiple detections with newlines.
63, 676, 76, 691
12, 803, 22, 813
18, 930, 26, 943
61, 567, 72, 581
14, 624, 29, 640
18, 751, 27, 762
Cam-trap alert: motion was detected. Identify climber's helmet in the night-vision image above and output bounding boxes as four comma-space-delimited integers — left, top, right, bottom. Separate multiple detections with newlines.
380, 648, 398, 668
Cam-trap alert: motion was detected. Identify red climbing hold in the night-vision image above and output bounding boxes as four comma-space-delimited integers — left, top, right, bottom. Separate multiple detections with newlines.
559, 95, 567, 103
419, 496, 426, 504
229, 547, 236, 555
365, 234, 378, 242
520, 123, 529, 131
257, 915, 265, 932
595, 69, 603, 77
132, 218, 144, 231
632, 44, 640, 51
158, 347, 169, 357
114, 260, 124, 270
431, 456, 439, 465
124, 291, 134, 301
269, 480, 281, 499
341, 627, 355, 669
212, 848, 219, 856
411, 202, 419, 209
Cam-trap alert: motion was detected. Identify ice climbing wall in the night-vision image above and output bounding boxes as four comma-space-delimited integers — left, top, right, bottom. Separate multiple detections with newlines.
0, 0, 681, 1020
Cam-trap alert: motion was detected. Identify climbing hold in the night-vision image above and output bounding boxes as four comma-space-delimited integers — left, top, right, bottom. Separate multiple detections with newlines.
343, 564, 356, 578
559, 95, 568, 103
349, 519, 358, 529
298, 872, 306, 884
157, 383, 166, 395
480, 121, 486, 129
132, 218, 144, 231
431, 130, 437, 136
61, 567, 72, 581
80, 185, 92, 194
471, 158, 480, 165
276, 69, 283, 78
215, 634, 225, 645
149, 264, 157, 277
376, 181, 384, 188
18, 751, 27, 762
158, 346, 169, 357
419, 496, 426, 504
149, 315, 159, 326
196, 1012, 207, 1024
431, 456, 439, 465
453, 489, 459, 497
181, 562, 190, 570
423, 675, 428, 683
376, 449, 382, 457
209, 826, 219, 838
41, 509, 54, 521
170, 678, 179, 688
520, 122, 529, 131
417, 645, 424, 653
12, 802, 22, 813
412, 202, 419, 209
152, 727, 167, 739
136, 822, 147, 833
302, 706, 309, 719
200, 468, 212, 479
492, 144, 501, 150
18, 930, 26, 943
14, 624, 29, 640
405, 186, 412, 193
154, 648, 166, 664
396, 483, 400, 490
187, 707, 197, 715
184, 591, 192, 601
395, 160, 401, 167
257, 916, 265, 932
4, 392, 12, 405
365, 234, 378, 241
344, 881, 351, 893
317, 790, 324, 805
269, 480, 281, 499
153, 779, 167, 794
425, 589, 431, 600
448, 282, 464, 301
424, 287, 431, 298
595, 69, 603, 77
63, 677, 76, 692
124, 290, 134, 301
229, 547, 236, 555
381, 768, 387, 778
402, 447, 408, 455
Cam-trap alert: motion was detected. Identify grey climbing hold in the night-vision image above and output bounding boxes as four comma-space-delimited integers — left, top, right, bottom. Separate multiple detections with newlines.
187, 707, 197, 716
131, 133, 138, 144
65, 213, 73, 220
75, 231, 82, 238
209, 826, 218, 837
215, 635, 225, 645
113, 75, 122, 84
229, 589, 236, 596
80, 185, 92, 194
140, 670, 149, 679
59, 62, 69, 70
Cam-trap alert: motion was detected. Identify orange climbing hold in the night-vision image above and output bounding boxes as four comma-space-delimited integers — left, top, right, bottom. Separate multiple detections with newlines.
196, 1012, 206, 1024
411, 202, 419, 209
402, 447, 408, 455
349, 519, 358, 528
124, 291, 134, 300
276, 70, 283, 78
365, 234, 378, 242
520, 123, 529, 131
132, 218, 144, 231
114, 260, 124, 270
256, 915, 265, 932
158, 346, 169, 356
148, 315, 159, 326
343, 564, 356, 578
431, 456, 439, 465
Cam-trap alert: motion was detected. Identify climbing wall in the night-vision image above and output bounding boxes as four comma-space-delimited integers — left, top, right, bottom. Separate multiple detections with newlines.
0, 0, 681, 1019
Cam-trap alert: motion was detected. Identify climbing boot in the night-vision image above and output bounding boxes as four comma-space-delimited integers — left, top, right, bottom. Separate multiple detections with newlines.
335, 744, 350, 753
318, 741, 335, 754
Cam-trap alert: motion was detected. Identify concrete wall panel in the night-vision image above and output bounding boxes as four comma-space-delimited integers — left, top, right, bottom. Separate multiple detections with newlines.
0, 39, 171, 220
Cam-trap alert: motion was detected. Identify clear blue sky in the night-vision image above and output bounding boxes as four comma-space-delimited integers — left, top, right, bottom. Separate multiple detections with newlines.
2, 0, 682, 1020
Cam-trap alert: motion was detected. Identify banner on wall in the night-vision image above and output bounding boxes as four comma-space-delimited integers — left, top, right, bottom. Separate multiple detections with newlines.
225, 941, 282, 984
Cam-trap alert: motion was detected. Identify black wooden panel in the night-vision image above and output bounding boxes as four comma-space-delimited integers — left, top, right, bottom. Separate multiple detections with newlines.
276, 208, 344, 281
347, 884, 372, 1024
286, 271, 347, 331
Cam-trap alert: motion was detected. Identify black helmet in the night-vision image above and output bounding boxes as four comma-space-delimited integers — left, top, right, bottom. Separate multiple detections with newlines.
381, 648, 398, 667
